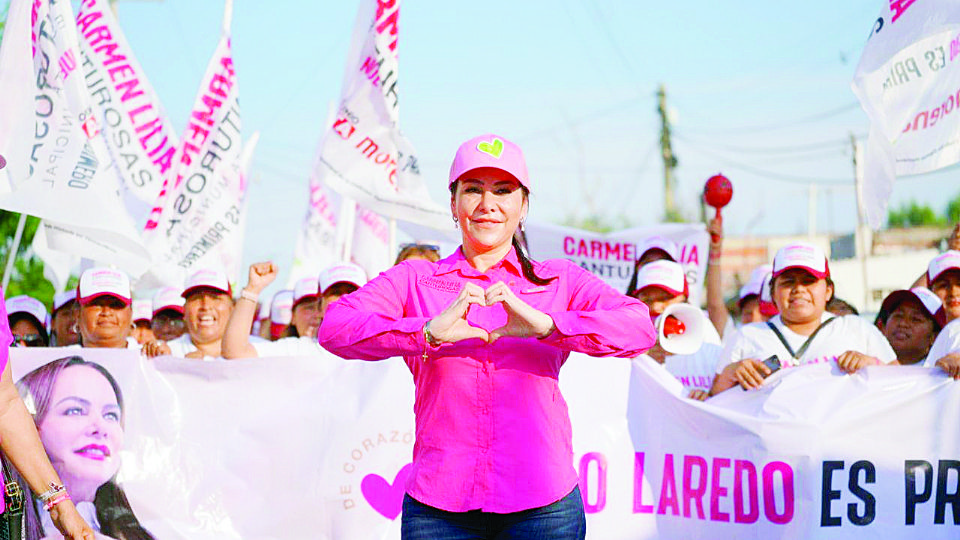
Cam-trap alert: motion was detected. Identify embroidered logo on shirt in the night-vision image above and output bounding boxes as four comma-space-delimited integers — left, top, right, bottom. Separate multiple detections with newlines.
522, 286, 549, 294
418, 276, 461, 293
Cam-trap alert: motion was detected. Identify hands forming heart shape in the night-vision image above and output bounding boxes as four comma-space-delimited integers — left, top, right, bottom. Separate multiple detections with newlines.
428, 282, 555, 345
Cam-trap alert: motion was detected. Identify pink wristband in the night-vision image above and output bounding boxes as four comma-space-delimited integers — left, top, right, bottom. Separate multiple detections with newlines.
43, 492, 70, 512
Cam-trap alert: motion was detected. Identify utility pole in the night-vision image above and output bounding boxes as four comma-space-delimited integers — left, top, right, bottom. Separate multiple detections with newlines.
852, 133, 871, 311
657, 84, 678, 221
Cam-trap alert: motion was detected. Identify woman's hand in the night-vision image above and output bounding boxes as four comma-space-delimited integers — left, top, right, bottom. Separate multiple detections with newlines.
485, 281, 555, 343
427, 283, 489, 344
688, 389, 709, 401
935, 353, 960, 380
141, 340, 171, 358
731, 358, 771, 390
49, 501, 96, 539
246, 262, 278, 295
836, 351, 881, 373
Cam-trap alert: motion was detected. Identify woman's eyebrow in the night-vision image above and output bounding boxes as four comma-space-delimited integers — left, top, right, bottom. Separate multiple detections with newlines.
55, 396, 90, 408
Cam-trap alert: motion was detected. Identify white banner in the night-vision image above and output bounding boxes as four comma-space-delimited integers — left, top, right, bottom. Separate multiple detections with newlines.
525, 221, 710, 305
141, 0, 252, 288
314, 0, 448, 229
852, 1, 960, 227
0, 0, 149, 276
76, 0, 179, 215
7, 348, 958, 539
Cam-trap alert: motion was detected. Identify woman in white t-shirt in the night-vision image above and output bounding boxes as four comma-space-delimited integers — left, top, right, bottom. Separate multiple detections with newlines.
221, 262, 366, 359
711, 242, 896, 394
919, 251, 960, 378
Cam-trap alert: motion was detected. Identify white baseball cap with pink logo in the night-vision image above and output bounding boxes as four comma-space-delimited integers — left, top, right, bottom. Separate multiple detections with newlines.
52, 290, 77, 313
78, 267, 132, 305
880, 286, 946, 329
772, 242, 830, 279
182, 268, 232, 298
293, 277, 320, 306
319, 263, 367, 296
5, 295, 48, 327
132, 299, 153, 323
152, 287, 185, 316
635, 260, 688, 297
927, 250, 960, 284
638, 236, 680, 263
739, 264, 773, 302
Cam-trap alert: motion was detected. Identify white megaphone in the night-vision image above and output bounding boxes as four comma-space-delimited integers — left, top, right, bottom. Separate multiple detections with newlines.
655, 303, 705, 355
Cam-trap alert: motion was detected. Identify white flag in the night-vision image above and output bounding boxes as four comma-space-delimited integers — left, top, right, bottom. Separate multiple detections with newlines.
141, 0, 251, 288
75, 0, 179, 218
0, 0, 149, 276
852, 1, 960, 227
314, 0, 447, 229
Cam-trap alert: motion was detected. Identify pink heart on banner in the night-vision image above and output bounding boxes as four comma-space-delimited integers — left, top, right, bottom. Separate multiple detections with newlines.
361, 463, 413, 520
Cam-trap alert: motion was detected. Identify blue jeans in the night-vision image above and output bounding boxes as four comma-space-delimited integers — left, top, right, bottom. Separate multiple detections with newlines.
401, 486, 586, 540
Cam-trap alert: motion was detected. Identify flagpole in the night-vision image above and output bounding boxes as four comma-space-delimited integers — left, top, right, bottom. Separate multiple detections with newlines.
2, 213, 27, 290
389, 218, 397, 263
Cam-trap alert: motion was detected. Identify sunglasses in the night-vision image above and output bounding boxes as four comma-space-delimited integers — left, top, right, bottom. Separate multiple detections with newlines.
12, 334, 44, 347
399, 243, 440, 253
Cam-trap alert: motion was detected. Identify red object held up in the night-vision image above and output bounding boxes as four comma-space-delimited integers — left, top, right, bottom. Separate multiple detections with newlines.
662, 315, 686, 337
704, 173, 733, 210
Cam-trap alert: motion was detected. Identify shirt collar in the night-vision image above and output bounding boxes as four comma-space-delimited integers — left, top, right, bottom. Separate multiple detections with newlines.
771, 311, 835, 334
435, 246, 524, 278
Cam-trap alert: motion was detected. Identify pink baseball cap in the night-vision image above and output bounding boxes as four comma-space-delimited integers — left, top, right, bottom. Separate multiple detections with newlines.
635, 260, 689, 298
880, 287, 946, 329
319, 263, 367, 295
78, 267, 132, 305
638, 236, 679, 263
448, 134, 530, 190
152, 286, 185, 316
927, 250, 960, 285
182, 268, 232, 298
772, 242, 830, 279
5, 295, 48, 328
739, 264, 773, 303
132, 298, 153, 323
293, 277, 319, 306
52, 290, 77, 313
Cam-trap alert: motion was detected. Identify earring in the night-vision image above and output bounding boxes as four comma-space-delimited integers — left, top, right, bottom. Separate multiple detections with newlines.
520, 219, 525, 233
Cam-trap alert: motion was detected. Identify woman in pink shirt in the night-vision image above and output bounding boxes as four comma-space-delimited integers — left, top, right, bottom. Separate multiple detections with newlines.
320, 134, 655, 539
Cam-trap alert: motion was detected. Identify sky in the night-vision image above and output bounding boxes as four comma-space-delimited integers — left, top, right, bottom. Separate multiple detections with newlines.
67, 1, 960, 281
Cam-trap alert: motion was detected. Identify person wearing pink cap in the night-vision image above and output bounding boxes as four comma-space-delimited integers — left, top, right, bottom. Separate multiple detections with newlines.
631, 260, 723, 401
150, 286, 186, 342
72, 267, 138, 350
0, 289, 96, 539
711, 242, 895, 394
320, 134, 654, 539
874, 287, 944, 365
50, 290, 80, 347
6, 295, 50, 347
222, 262, 366, 359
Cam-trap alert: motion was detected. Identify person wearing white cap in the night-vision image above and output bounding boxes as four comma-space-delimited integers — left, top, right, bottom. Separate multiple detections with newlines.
917, 250, 960, 377
222, 262, 366, 359
148, 269, 234, 360
711, 242, 896, 394
268, 290, 294, 341
737, 265, 773, 325
150, 286, 186, 342
631, 260, 723, 400
130, 298, 155, 345
72, 267, 138, 349
6, 295, 50, 347
874, 287, 944, 365
50, 290, 80, 347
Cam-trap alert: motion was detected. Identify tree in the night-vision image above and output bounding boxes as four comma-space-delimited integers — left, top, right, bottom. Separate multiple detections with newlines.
0, 211, 59, 307
887, 200, 945, 228
947, 192, 960, 224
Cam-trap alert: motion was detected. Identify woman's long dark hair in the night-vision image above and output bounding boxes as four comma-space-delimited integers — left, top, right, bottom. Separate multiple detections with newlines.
2, 356, 156, 540
450, 181, 555, 286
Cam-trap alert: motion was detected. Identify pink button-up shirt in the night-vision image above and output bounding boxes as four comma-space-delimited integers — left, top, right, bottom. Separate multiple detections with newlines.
319, 247, 655, 513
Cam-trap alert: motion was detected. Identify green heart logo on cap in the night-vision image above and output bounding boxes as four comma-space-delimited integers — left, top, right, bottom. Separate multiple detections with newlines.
477, 138, 504, 158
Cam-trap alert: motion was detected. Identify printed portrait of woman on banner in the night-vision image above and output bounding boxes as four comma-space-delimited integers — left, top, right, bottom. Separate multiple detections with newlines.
1, 356, 155, 540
